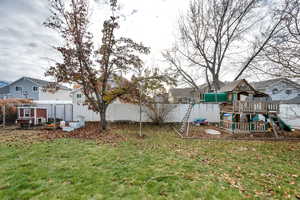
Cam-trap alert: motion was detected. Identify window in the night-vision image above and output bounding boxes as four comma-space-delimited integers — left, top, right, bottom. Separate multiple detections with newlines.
285, 90, 292, 95
24, 109, 31, 117
77, 94, 82, 99
272, 88, 278, 94
33, 86, 38, 91
16, 86, 22, 91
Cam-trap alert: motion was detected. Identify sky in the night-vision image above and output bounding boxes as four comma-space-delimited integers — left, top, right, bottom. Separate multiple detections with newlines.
0, 0, 188, 82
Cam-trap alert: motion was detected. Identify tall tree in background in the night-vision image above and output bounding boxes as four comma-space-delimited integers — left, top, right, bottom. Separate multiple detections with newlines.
257, 0, 300, 78
164, 0, 288, 91
44, 0, 150, 131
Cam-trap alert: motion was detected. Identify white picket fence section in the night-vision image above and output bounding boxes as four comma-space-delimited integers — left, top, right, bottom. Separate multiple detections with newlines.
73, 103, 220, 123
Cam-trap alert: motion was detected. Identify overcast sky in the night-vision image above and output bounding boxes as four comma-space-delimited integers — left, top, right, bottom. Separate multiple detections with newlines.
0, 0, 188, 82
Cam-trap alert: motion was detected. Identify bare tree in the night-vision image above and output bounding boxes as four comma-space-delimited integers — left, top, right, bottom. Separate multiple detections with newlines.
164, 0, 288, 90
254, 0, 300, 78
44, 0, 150, 132
145, 103, 177, 125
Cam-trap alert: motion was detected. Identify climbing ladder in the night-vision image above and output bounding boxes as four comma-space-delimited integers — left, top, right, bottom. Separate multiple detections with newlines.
269, 113, 281, 138
174, 103, 195, 137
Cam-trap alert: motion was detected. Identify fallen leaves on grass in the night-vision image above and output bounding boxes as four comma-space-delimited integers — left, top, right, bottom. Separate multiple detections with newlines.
41, 123, 126, 145
0, 123, 126, 145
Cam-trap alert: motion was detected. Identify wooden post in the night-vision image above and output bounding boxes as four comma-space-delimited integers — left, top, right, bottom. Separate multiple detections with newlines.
64, 104, 66, 121
54, 104, 56, 125
2, 105, 5, 128
186, 120, 190, 137
138, 69, 143, 137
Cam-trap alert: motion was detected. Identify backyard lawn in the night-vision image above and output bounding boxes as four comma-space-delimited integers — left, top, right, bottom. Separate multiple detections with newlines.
0, 125, 299, 200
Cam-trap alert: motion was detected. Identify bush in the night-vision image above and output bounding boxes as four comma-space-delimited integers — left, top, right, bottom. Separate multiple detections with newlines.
0, 105, 18, 125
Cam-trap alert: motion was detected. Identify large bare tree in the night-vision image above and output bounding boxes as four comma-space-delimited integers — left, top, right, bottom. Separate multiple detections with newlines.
254, 0, 300, 78
164, 0, 288, 91
44, 0, 150, 131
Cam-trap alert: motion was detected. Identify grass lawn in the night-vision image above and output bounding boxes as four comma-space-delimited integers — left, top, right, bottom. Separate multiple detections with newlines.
0, 125, 299, 199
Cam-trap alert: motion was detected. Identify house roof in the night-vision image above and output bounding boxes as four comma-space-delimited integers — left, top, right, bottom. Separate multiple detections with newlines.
169, 88, 196, 98
9, 77, 71, 91
198, 81, 225, 93
0, 81, 9, 88
251, 78, 300, 91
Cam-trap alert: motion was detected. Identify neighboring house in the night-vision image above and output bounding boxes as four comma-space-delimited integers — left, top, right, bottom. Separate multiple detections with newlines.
252, 78, 300, 101
168, 88, 198, 103
71, 88, 123, 105
71, 79, 123, 105
0, 81, 9, 88
0, 77, 72, 101
168, 81, 225, 103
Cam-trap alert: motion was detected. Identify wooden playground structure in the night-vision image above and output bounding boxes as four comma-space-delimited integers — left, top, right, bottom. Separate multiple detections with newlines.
174, 79, 291, 138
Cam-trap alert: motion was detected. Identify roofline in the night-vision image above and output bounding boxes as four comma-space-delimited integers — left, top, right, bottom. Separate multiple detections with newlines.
7, 76, 71, 91
253, 78, 300, 90
8, 77, 38, 87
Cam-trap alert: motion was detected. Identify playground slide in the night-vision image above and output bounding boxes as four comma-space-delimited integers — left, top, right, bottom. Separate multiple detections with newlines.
270, 115, 292, 132
278, 117, 292, 132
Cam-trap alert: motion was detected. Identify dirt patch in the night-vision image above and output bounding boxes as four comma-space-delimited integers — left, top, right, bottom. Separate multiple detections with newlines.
176, 124, 300, 141
179, 125, 231, 139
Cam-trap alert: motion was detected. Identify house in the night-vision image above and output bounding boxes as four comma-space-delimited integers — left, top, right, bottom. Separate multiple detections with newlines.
0, 81, 9, 88
252, 78, 300, 101
168, 88, 198, 104
71, 78, 125, 105
168, 81, 225, 104
0, 77, 72, 101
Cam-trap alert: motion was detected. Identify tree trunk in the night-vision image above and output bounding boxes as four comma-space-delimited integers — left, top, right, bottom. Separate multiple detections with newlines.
212, 75, 221, 91
99, 106, 107, 132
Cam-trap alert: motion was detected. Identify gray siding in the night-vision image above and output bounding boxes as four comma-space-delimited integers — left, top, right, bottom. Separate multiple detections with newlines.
8, 78, 39, 100
264, 82, 300, 101
0, 86, 9, 99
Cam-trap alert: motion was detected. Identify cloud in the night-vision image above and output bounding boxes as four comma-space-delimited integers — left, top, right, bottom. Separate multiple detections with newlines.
0, 0, 60, 81
0, 0, 188, 82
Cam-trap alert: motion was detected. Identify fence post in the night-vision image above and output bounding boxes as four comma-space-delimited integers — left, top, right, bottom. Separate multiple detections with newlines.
2, 105, 5, 128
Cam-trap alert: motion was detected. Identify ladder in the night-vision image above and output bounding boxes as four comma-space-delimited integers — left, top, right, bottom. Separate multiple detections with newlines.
269, 114, 279, 138
174, 103, 194, 137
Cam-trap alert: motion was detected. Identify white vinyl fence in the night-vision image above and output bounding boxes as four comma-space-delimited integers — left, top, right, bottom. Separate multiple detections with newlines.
280, 104, 300, 129
36, 104, 73, 122
73, 103, 220, 123
72, 102, 300, 128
